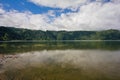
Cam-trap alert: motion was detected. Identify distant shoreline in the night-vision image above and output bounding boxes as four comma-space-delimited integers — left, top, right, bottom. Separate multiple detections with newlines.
0, 40, 120, 42
0, 26, 120, 41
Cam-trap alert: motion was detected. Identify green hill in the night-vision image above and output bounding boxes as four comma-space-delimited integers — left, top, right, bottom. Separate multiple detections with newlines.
0, 26, 120, 41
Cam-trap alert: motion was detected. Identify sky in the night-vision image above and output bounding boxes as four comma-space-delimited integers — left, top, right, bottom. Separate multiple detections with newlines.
0, 0, 120, 31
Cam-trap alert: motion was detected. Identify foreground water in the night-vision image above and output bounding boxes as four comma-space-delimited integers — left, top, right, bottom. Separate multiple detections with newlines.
0, 41, 120, 80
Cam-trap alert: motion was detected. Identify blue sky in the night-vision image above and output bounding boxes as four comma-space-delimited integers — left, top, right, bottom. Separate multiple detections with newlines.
0, 0, 110, 13
0, 0, 120, 31
0, 0, 76, 17
0, 0, 54, 13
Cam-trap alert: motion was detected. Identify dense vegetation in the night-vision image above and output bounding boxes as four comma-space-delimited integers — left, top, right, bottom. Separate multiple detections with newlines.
0, 26, 120, 41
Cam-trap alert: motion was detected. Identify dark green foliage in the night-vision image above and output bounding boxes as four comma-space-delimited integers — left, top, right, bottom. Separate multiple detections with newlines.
0, 26, 120, 41
0, 26, 22, 41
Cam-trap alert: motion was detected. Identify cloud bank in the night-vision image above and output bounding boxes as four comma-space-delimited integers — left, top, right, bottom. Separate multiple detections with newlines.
29, 0, 87, 9
0, 0, 120, 31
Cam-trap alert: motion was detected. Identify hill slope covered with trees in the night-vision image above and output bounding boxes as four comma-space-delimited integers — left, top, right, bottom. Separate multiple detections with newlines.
0, 26, 120, 41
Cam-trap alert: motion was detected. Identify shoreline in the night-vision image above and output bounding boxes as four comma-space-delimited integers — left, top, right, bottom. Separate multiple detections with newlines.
0, 40, 120, 42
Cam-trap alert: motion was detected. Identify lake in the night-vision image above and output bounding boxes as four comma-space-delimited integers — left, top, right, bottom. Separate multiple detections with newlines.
0, 41, 120, 80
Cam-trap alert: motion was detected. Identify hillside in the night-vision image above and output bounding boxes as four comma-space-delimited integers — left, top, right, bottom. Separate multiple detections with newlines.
0, 26, 120, 41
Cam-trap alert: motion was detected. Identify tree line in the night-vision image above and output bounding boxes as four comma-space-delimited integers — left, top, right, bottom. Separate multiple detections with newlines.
0, 26, 120, 41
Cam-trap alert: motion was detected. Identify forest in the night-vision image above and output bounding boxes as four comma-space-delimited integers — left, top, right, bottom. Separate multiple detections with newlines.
0, 26, 120, 41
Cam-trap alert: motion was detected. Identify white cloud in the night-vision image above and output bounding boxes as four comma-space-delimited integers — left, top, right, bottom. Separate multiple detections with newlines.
0, 8, 5, 14
111, 0, 120, 3
0, 4, 5, 14
29, 0, 88, 9
51, 2, 120, 30
0, 1, 120, 31
0, 9, 58, 30
28, 0, 119, 9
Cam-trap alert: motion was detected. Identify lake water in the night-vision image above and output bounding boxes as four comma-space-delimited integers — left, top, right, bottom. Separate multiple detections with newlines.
0, 41, 120, 80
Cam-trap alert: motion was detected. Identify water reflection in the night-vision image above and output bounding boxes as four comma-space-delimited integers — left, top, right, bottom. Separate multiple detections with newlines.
0, 50, 120, 78
0, 41, 120, 54
0, 41, 120, 80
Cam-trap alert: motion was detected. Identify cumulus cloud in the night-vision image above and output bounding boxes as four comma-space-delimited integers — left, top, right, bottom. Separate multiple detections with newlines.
0, 4, 5, 14
0, 8, 5, 14
0, 9, 55, 30
28, 0, 119, 9
29, 0, 88, 9
111, 0, 120, 3
0, 1, 120, 31
52, 2, 120, 30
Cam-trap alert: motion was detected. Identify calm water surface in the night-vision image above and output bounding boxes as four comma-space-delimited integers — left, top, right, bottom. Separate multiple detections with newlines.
0, 41, 120, 80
